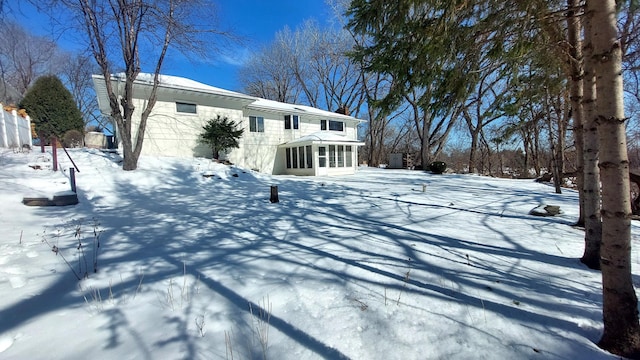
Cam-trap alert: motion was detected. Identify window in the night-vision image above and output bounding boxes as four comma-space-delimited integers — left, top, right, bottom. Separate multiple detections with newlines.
329, 145, 336, 167
305, 145, 313, 168
346, 146, 353, 167
329, 120, 344, 131
338, 145, 344, 167
319, 146, 327, 167
249, 116, 264, 132
292, 147, 298, 168
286, 148, 292, 168
299, 147, 305, 168
285, 115, 300, 130
176, 102, 197, 114
321, 119, 344, 131
286, 146, 312, 169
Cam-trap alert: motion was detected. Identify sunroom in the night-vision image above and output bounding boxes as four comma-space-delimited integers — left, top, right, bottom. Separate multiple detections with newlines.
277, 131, 365, 176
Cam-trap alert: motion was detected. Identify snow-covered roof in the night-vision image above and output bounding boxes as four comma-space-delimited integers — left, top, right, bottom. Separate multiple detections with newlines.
93, 73, 366, 123
281, 131, 365, 146
248, 98, 364, 123
112, 73, 255, 101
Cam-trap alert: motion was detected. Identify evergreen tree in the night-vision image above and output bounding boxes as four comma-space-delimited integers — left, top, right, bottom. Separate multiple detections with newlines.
20, 75, 83, 139
198, 115, 244, 160
346, 0, 552, 169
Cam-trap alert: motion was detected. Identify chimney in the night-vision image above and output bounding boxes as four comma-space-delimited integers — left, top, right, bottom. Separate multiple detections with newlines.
335, 105, 350, 116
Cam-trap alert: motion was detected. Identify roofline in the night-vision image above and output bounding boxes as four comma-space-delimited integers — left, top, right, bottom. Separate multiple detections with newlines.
246, 103, 365, 123
92, 73, 368, 123
280, 137, 365, 147
93, 74, 258, 103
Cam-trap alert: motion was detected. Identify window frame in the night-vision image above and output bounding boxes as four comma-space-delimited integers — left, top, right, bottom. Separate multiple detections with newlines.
292, 146, 298, 168
286, 148, 292, 168
305, 145, 313, 168
298, 146, 305, 168
285, 115, 300, 130
321, 119, 344, 132
318, 146, 327, 167
176, 102, 197, 114
346, 145, 353, 167
329, 120, 344, 132
249, 116, 265, 133
329, 145, 336, 167
338, 145, 344, 167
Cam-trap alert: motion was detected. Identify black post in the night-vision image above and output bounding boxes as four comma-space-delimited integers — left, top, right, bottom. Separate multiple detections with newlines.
70, 168, 76, 193
270, 185, 279, 203
52, 137, 58, 172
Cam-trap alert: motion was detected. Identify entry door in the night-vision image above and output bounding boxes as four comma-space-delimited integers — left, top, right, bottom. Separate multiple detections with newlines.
317, 146, 328, 176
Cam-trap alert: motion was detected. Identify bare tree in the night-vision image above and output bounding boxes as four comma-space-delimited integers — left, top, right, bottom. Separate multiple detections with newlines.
461, 61, 511, 174
45, 0, 231, 170
0, 21, 62, 97
620, 0, 640, 109
361, 73, 400, 167
59, 52, 101, 130
274, 21, 366, 115
239, 35, 300, 103
405, 87, 459, 169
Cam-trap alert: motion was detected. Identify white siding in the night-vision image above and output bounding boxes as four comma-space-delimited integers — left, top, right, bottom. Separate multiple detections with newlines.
128, 96, 245, 158
110, 78, 363, 175
233, 110, 361, 174
234, 110, 284, 173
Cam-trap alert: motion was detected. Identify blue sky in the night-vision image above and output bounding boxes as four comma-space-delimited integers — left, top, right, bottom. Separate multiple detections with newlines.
11, 0, 333, 92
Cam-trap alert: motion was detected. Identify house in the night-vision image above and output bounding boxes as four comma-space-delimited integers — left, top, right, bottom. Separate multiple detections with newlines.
92, 73, 365, 176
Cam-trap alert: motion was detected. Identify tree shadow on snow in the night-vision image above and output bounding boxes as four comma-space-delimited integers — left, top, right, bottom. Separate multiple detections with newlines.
0, 153, 608, 359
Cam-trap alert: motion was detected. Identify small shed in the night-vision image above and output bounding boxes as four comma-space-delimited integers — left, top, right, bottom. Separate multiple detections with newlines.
389, 153, 414, 169
84, 131, 106, 149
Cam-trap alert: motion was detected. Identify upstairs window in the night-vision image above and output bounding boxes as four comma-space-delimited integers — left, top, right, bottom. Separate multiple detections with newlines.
329, 120, 344, 131
249, 116, 264, 132
321, 119, 344, 131
285, 115, 300, 130
176, 102, 197, 114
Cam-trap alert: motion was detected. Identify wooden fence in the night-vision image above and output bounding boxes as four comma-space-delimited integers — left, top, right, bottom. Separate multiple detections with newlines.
0, 104, 31, 148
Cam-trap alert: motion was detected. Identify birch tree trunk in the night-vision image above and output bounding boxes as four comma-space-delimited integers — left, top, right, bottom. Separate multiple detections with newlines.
567, 0, 585, 226
590, 0, 640, 356
581, 3, 602, 270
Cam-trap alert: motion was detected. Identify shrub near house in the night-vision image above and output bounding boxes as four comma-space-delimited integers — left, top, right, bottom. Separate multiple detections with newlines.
430, 161, 447, 174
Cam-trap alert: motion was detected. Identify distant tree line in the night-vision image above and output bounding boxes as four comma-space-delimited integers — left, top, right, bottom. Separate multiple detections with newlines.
0, 19, 102, 136
238, 1, 640, 185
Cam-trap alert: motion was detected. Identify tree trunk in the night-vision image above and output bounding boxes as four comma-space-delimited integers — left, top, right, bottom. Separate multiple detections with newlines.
420, 114, 431, 169
554, 97, 568, 193
567, 0, 585, 226
581, 5, 602, 270
533, 124, 542, 176
590, 0, 640, 357
463, 108, 480, 174
469, 130, 480, 174
545, 90, 562, 194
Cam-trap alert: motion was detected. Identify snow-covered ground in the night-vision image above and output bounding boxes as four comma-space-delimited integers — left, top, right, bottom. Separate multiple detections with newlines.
0, 147, 635, 359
